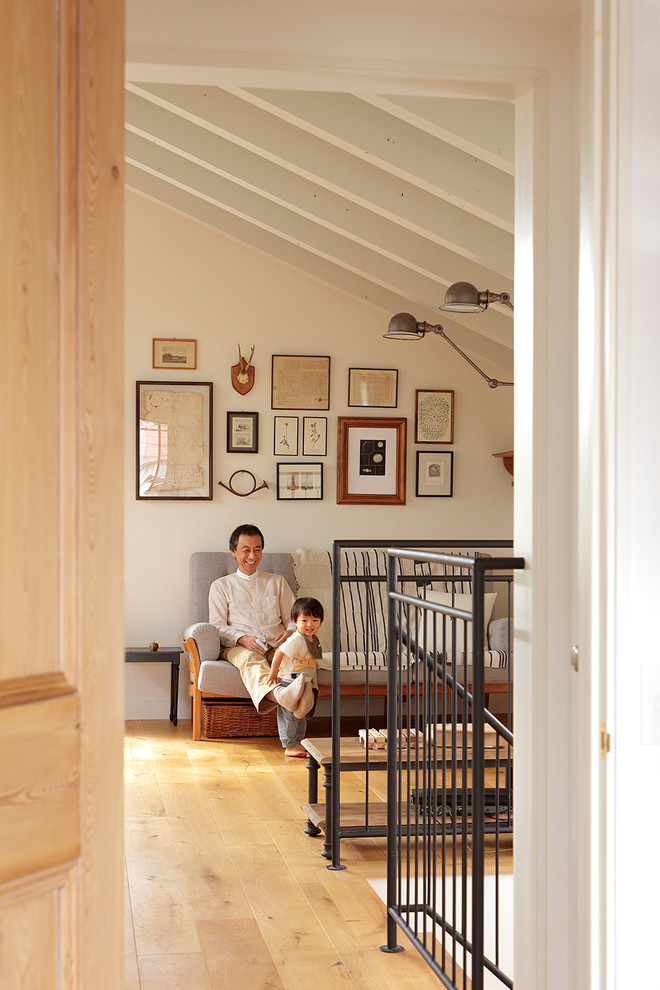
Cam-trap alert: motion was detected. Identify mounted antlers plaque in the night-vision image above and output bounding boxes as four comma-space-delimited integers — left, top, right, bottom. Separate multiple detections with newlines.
231, 343, 255, 395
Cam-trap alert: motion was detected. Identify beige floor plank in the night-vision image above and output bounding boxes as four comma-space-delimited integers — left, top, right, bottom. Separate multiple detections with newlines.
200, 773, 276, 847
157, 779, 254, 919
124, 760, 165, 818
302, 880, 442, 990
137, 952, 212, 990
196, 918, 285, 990
230, 843, 355, 989
239, 766, 312, 821
125, 816, 203, 956
262, 817, 339, 885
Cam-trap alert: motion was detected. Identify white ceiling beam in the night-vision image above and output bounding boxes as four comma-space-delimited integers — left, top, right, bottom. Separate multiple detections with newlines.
237, 88, 514, 230
124, 98, 512, 297
355, 94, 515, 174
128, 83, 514, 276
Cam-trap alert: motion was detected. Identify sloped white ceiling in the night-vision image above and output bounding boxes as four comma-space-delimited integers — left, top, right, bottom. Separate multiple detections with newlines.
125, 2, 523, 373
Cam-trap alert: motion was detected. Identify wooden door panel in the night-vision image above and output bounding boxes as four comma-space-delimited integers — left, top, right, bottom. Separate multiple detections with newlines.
0, 0, 124, 985
0, 0, 61, 683
0, 694, 80, 885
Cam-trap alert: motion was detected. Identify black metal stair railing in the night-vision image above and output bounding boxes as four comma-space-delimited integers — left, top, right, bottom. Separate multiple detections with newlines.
382, 548, 524, 990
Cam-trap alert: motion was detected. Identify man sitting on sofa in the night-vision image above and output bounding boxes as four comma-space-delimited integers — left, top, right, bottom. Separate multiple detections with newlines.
208, 523, 308, 720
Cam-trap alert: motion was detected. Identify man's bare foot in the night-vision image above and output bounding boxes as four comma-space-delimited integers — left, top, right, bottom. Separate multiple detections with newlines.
284, 745, 307, 758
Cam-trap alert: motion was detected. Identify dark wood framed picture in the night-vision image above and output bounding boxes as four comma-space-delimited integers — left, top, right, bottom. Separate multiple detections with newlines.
276, 462, 324, 500
136, 381, 213, 500
348, 367, 398, 408
415, 389, 455, 444
336, 416, 406, 505
302, 416, 327, 456
152, 337, 197, 370
271, 354, 331, 410
416, 450, 454, 497
226, 411, 258, 453
273, 415, 298, 456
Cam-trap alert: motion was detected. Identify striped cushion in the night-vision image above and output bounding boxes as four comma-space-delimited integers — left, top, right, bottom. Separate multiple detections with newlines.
292, 547, 500, 673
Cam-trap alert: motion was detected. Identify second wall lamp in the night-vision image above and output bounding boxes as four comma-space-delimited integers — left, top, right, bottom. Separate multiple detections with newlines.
383, 281, 514, 389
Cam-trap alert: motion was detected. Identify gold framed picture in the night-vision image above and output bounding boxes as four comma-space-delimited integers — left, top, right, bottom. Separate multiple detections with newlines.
152, 338, 197, 370
336, 416, 406, 505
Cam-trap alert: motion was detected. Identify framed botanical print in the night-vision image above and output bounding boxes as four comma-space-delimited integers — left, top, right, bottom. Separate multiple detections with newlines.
273, 416, 299, 456
302, 416, 327, 456
415, 389, 455, 444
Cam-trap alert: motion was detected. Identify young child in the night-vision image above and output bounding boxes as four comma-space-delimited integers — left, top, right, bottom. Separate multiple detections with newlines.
267, 597, 324, 758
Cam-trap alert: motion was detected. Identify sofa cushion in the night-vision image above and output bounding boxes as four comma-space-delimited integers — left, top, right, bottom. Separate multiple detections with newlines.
418, 590, 498, 656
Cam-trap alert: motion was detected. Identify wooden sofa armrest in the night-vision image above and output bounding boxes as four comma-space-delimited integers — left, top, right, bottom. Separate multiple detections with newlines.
183, 636, 203, 741
183, 624, 221, 741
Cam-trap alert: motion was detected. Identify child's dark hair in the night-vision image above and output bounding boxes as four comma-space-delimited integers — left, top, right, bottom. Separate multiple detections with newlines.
291, 597, 324, 622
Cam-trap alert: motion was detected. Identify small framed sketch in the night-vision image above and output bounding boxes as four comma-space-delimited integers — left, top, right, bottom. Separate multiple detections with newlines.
415, 389, 455, 444
277, 462, 324, 500
226, 411, 258, 453
152, 338, 197, 370
302, 416, 327, 456
416, 450, 454, 497
273, 416, 299, 456
348, 368, 398, 408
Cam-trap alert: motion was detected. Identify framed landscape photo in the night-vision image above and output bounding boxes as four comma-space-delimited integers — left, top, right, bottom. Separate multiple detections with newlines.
271, 354, 331, 410
415, 389, 455, 444
227, 411, 258, 453
302, 416, 327, 456
337, 416, 406, 505
273, 416, 299, 456
277, 462, 323, 500
136, 381, 213, 500
152, 337, 197, 370
348, 367, 398, 408
416, 450, 454, 497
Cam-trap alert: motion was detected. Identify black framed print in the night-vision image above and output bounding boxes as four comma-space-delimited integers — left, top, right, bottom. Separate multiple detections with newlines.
348, 368, 398, 408
416, 450, 454, 497
415, 389, 455, 444
227, 411, 258, 453
273, 415, 299, 456
302, 416, 327, 456
276, 462, 323, 500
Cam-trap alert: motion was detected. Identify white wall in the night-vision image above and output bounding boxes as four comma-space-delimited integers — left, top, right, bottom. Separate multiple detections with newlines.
125, 190, 514, 718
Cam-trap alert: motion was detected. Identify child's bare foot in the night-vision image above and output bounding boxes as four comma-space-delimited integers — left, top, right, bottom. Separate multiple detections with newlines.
284, 745, 307, 758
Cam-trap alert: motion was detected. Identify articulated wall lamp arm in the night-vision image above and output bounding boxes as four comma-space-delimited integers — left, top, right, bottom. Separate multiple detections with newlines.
383, 312, 513, 389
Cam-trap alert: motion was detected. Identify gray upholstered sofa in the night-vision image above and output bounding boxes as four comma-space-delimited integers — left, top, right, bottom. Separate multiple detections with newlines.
182, 546, 513, 740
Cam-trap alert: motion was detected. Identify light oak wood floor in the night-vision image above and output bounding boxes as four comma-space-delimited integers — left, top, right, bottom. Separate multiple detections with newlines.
124, 719, 511, 990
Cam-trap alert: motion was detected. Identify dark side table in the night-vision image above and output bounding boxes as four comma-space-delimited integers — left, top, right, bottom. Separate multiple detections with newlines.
124, 647, 182, 725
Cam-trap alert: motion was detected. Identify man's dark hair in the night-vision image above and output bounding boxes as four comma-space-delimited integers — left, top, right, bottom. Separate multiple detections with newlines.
229, 524, 265, 551
291, 597, 324, 622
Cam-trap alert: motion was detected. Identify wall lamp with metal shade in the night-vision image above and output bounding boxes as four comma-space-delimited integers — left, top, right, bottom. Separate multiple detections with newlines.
383, 282, 514, 389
